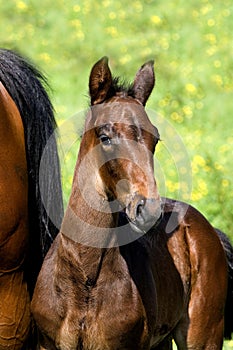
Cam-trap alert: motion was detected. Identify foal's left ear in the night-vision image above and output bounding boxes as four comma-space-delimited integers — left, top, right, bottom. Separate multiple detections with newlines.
133, 61, 155, 106
89, 56, 113, 105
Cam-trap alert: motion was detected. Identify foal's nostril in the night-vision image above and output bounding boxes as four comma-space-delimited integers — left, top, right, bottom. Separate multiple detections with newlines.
126, 195, 162, 233
136, 199, 145, 217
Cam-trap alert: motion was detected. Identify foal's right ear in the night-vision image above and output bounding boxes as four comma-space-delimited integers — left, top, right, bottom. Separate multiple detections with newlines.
89, 57, 113, 105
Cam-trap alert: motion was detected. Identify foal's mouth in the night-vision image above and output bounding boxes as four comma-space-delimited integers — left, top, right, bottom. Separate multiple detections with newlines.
120, 198, 163, 235
126, 212, 163, 234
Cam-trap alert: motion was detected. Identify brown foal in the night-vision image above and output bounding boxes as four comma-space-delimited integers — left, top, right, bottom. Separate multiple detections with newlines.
32, 57, 233, 349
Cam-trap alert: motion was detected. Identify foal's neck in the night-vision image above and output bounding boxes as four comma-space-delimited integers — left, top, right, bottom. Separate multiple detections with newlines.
60, 149, 118, 279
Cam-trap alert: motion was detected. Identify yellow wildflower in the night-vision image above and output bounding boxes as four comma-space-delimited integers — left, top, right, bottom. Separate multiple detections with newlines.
73, 5, 80, 12
109, 12, 116, 20
39, 53, 51, 63
207, 19, 215, 27
106, 26, 118, 38
16, 1, 27, 10
214, 60, 221, 68
211, 74, 223, 87
151, 15, 162, 25
222, 179, 229, 188
119, 54, 132, 65
185, 83, 197, 94
182, 105, 193, 118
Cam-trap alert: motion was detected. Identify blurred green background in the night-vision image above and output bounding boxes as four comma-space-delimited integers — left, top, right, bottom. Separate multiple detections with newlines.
0, 1, 232, 346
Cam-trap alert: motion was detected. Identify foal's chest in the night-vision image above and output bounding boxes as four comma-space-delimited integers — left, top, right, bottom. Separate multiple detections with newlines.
56, 242, 185, 350
57, 274, 150, 350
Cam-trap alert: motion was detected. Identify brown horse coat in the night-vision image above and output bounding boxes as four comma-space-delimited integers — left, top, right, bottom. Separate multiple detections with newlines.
0, 49, 63, 349
0, 82, 30, 349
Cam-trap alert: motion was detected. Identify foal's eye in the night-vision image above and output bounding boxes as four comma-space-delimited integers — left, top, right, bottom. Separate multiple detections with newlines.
99, 134, 111, 146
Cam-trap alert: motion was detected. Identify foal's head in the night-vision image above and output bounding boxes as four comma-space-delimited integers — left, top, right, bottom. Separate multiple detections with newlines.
81, 57, 161, 234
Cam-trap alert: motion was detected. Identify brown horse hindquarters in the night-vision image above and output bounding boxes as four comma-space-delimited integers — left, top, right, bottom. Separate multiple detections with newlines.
0, 83, 30, 348
162, 199, 227, 349
185, 207, 227, 349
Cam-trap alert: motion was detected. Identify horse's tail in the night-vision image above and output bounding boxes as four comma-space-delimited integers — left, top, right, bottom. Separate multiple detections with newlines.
0, 48, 63, 293
215, 228, 233, 340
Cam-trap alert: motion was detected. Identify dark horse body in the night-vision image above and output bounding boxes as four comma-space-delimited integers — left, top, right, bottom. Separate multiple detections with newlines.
0, 49, 63, 349
32, 58, 233, 349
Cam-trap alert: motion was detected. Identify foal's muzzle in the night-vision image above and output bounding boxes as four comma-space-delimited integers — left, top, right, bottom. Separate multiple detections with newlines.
125, 195, 162, 233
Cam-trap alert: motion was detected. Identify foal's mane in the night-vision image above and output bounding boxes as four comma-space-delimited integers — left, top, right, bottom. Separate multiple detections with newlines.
110, 76, 134, 97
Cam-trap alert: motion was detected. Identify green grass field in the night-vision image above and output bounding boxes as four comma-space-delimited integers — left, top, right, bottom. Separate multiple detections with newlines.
1, 0, 232, 347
